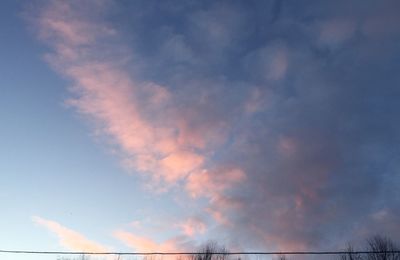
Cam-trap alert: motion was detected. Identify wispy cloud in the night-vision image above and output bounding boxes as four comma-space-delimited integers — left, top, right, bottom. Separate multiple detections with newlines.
114, 230, 185, 252
32, 1, 245, 249
33, 0, 222, 188
32, 216, 109, 252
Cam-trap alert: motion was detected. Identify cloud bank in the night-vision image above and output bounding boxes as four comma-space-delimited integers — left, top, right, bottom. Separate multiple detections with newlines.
31, 0, 400, 252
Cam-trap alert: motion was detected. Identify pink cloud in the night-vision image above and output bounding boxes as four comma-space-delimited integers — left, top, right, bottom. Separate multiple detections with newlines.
34, 0, 248, 249
32, 216, 109, 252
114, 230, 183, 253
185, 168, 245, 226
206, 208, 231, 226
32, 4, 249, 225
160, 151, 204, 183
179, 217, 207, 237
186, 168, 245, 199
35, 1, 212, 187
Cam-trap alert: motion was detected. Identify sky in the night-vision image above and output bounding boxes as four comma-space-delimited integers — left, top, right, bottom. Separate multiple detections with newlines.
1, 0, 400, 259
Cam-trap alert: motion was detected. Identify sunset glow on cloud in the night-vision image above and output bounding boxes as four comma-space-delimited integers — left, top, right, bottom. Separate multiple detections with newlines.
32, 216, 109, 252
29, 0, 400, 252
0, 0, 399, 258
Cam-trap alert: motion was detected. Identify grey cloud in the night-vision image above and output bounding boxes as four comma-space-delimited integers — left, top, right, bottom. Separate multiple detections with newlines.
113, 0, 400, 250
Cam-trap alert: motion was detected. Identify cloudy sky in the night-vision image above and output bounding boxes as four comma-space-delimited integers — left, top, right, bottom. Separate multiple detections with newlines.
1, 0, 400, 259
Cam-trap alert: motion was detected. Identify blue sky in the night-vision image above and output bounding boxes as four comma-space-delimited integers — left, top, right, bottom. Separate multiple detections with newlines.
1, 0, 400, 259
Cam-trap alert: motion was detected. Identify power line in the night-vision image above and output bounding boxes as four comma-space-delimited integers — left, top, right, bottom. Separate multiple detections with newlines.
0, 250, 400, 255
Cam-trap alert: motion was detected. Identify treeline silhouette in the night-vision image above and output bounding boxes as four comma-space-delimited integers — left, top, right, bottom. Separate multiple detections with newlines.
276, 236, 400, 260
52, 235, 399, 260
339, 236, 400, 260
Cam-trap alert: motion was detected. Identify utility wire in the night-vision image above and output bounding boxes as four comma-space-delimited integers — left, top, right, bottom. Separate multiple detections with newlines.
0, 250, 400, 255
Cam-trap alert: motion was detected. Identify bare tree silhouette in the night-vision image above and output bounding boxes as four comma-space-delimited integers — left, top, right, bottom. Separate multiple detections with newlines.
190, 241, 229, 260
340, 236, 399, 260
340, 244, 362, 260
367, 236, 400, 260
276, 254, 288, 260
